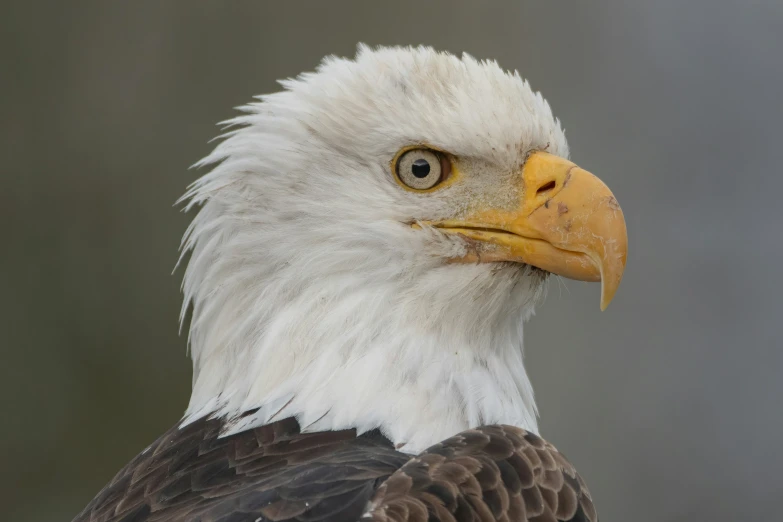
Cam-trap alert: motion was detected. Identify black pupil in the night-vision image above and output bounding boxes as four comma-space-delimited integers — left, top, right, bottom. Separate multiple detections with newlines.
411, 158, 431, 178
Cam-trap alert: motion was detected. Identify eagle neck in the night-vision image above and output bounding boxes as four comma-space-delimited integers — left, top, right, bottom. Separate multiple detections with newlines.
181, 255, 541, 453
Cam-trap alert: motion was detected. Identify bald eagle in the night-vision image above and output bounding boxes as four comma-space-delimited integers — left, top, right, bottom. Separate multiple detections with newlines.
74, 45, 627, 522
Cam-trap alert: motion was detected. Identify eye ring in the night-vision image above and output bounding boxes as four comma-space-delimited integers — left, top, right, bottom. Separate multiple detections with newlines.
394, 148, 452, 191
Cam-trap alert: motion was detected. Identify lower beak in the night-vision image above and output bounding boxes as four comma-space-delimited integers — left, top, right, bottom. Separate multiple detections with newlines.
428, 151, 628, 310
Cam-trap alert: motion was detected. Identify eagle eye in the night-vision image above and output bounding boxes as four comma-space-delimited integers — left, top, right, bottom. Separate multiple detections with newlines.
394, 148, 451, 191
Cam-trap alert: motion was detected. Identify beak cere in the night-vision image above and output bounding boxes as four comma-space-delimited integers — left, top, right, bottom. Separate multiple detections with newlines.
427, 151, 628, 310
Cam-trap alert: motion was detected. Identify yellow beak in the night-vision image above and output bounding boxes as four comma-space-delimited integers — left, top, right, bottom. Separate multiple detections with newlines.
428, 151, 628, 310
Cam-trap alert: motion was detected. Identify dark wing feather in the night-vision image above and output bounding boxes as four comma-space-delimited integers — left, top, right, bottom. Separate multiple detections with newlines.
366, 425, 597, 522
73, 416, 409, 522
74, 420, 596, 522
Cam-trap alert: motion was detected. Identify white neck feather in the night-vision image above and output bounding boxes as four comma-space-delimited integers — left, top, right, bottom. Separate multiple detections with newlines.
180, 203, 544, 452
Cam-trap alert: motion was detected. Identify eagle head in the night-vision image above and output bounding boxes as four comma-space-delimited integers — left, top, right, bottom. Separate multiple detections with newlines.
179, 45, 627, 452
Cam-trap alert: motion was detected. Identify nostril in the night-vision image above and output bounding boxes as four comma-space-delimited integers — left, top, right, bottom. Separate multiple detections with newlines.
536, 180, 557, 195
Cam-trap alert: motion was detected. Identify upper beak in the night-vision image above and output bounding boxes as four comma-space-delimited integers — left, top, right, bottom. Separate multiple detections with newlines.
428, 151, 628, 310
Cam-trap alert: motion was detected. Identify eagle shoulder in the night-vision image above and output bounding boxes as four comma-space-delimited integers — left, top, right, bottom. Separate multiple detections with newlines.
73, 416, 408, 522
366, 425, 597, 522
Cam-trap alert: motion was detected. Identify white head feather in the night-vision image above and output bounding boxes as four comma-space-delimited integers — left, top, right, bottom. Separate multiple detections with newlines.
179, 45, 569, 453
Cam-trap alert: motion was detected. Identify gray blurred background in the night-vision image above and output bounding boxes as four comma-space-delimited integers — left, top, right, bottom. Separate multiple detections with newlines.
3, 1, 782, 520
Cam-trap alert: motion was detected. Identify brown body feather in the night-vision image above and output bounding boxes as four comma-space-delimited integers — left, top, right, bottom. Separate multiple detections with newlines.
74, 417, 596, 522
